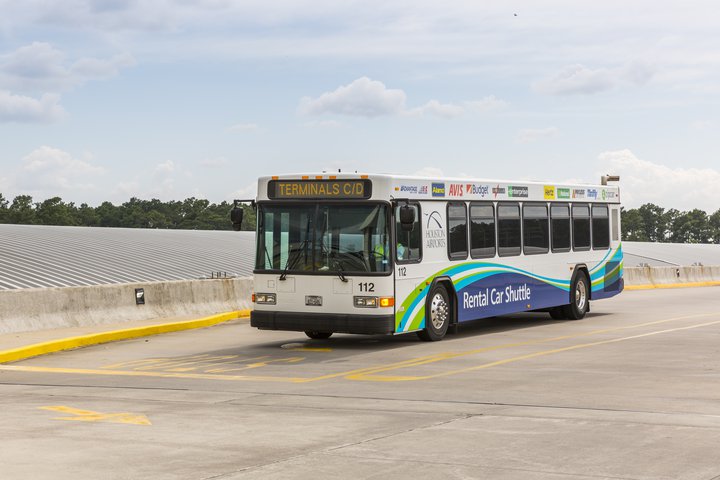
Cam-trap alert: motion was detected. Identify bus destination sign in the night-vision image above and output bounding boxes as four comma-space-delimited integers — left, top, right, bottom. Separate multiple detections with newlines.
268, 179, 371, 199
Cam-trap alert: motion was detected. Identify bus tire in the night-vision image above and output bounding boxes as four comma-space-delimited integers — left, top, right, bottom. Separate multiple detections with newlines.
562, 271, 590, 320
417, 284, 451, 341
305, 331, 332, 340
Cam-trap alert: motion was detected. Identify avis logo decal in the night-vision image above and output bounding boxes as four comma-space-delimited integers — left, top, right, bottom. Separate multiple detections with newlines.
449, 184, 464, 196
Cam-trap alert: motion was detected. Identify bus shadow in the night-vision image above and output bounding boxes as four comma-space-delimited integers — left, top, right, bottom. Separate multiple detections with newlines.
200, 311, 613, 364
447, 311, 612, 340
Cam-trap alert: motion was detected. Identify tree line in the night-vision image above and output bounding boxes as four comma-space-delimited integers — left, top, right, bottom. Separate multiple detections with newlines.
1, 194, 718, 242
0, 193, 255, 231
622, 204, 720, 243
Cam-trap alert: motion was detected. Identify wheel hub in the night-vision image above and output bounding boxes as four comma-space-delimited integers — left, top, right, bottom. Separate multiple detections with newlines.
575, 279, 587, 311
430, 293, 448, 330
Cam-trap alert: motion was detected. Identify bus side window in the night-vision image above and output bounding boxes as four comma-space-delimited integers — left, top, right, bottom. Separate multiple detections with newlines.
523, 203, 549, 255
572, 204, 591, 251
395, 204, 422, 263
470, 203, 495, 258
447, 202, 468, 260
592, 205, 610, 249
498, 204, 521, 257
551, 204, 571, 252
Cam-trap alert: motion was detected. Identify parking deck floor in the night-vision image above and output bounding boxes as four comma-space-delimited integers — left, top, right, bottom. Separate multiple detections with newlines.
1, 287, 720, 479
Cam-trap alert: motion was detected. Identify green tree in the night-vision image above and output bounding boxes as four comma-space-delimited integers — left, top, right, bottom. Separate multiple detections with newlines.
96, 201, 121, 227
75, 203, 100, 226
8, 195, 36, 224
35, 197, 78, 226
0, 193, 9, 223
670, 209, 710, 243
637, 203, 666, 242
620, 207, 646, 241
709, 209, 720, 244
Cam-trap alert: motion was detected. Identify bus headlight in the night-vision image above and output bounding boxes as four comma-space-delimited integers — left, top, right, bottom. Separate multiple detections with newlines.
354, 296, 378, 308
255, 293, 276, 305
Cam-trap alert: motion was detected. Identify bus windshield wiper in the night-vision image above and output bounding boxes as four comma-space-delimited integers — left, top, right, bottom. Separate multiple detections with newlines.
333, 258, 348, 282
280, 239, 308, 281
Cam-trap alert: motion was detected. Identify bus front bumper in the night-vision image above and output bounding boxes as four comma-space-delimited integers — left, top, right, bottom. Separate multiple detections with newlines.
251, 311, 395, 335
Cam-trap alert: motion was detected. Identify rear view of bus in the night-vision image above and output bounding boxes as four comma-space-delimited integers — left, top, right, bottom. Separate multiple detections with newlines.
248, 175, 396, 339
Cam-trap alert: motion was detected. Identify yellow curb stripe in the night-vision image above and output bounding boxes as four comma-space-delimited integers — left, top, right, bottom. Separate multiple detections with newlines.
0, 309, 251, 364
625, 281, 720, 290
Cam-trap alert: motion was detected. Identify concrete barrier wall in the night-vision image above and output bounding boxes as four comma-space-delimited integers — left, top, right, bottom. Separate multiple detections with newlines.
624, 266, 720, 287
0, 277, 253, 334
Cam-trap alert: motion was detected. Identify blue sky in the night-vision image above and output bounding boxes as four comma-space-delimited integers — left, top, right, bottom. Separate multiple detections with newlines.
1, 1, 719, 211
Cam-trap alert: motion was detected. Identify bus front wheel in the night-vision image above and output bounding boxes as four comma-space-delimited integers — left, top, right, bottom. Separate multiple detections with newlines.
305, 331, 332, 340
418, 284, 451, 341
562, 272, 590, 320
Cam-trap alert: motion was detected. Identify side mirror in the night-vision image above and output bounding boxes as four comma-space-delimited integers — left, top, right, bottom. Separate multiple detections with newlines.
230, 203, 244, 231
399, 204, 415, 232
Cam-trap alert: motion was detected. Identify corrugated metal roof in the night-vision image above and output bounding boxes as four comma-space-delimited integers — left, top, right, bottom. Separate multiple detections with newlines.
623, 241, 720, 267
1, 225, 718, 290
0, 224, 254, 290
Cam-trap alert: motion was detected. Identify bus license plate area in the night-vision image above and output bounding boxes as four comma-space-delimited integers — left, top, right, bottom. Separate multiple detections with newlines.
305, 295, 323, 306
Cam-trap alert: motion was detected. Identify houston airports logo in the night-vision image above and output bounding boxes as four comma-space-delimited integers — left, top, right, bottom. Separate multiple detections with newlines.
424, 211, 446, 249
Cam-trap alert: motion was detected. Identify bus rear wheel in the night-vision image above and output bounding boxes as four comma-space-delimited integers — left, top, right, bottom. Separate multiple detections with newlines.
417, 284, 451, 341
562, 272, 589, 320
305, 331, 332, 340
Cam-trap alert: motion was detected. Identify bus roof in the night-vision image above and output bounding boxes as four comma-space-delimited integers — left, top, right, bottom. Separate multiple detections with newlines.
256, 173, 621, 204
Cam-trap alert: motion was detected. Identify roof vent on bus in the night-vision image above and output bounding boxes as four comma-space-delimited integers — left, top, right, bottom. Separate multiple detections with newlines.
601, 175, 620, 185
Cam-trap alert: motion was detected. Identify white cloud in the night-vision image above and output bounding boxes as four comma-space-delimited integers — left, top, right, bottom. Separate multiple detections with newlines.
412, 167, 444, 178
226, 123, 258, 132
596, 149, 720, 211
409, 100, 465, 119
301, 120, 342, 128
533, 62, 655, 95
200, 156, 229, 168
0, 91, 64, 123
16, 146, 104, 195
113, 180, 141, 198
229, 181, 257, 201
154, 160, 176, 175
0, 42, 135, 93
299, 77, 502, 120
298, 77, 406, 118
22, 146, 102, 174
516, 127, 559, 143
465, 95, 506, 113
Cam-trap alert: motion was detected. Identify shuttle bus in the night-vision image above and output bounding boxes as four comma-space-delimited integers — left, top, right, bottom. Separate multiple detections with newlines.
233, 173, 623, 341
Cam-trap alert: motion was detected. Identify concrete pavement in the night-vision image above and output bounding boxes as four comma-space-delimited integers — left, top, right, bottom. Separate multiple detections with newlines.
1, 287, 720, 479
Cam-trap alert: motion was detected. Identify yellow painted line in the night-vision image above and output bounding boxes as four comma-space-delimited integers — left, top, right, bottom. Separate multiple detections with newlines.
0, 309, 251, 364
343, 312, 720, 381
39, 405, 151, 425
285, 347, 333, 352
625, 281, 720, 290
2, 311, 718, 384
351, 319, 720, 382
3, 364, 303, 382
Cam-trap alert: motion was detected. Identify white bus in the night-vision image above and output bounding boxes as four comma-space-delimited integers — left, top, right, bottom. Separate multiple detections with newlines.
233, 173, 623, 341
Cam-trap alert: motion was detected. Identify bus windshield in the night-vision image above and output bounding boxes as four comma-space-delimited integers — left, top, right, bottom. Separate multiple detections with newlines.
256, 203, 391, 274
